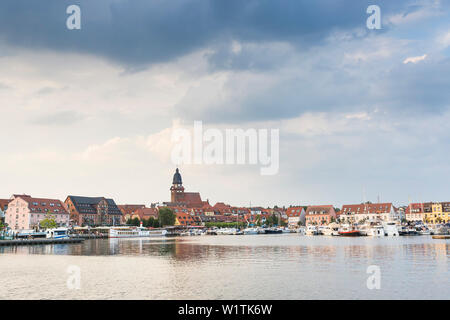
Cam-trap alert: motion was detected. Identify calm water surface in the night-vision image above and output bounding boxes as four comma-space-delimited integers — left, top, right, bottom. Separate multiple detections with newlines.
0, 235, 448, 299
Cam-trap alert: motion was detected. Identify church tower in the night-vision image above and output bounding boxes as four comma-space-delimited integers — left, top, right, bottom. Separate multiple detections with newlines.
170, 168, 185, 203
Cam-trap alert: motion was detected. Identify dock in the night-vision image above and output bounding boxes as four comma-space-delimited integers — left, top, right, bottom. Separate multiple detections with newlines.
432, 235, 450, 239
0, 238, 84, 246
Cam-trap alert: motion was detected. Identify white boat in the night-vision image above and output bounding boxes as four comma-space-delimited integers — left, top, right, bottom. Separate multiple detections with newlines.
306, 225, 318, 235
46, 227, 70, 239
109, 227, 167, 238
321, 224, 340, 236
244, 227, 259, 235
368, 225, 385, 237
281, 227, 293, 233
296, 226, 306, 235
382, 222, 399, 236
216, 228, 237, 235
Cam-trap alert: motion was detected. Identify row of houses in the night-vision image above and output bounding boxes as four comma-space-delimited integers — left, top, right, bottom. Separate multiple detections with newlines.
1, 193, 449, 231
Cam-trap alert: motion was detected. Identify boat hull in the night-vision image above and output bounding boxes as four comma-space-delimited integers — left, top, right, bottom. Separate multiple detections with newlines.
338, 231, 361, 237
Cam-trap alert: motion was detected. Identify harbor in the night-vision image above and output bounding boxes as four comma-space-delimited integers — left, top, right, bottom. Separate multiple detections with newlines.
0, 234, 448, 300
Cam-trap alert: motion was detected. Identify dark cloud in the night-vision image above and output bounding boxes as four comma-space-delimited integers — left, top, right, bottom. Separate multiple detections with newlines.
0, 0, 408, 67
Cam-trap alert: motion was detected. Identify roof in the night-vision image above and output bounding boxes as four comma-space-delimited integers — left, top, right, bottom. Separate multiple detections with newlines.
12, 195, 68, 215
286, 206, 304, 217
0, 199, 10, 211
306, 205, 335, 216
67, 195, 122, 216
132, 207, 158, 220
340, 203, 393, 215
173, 168, 182, 185
118, 204, 146, 215
405, 203, 425, 214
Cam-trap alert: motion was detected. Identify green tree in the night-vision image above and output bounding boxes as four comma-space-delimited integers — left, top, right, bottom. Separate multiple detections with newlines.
131, 217, 140, 226
158, 208, 176, 226
39, 213, 58, 229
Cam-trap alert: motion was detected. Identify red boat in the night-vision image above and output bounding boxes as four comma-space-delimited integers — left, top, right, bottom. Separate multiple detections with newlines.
338, 230, 361, 237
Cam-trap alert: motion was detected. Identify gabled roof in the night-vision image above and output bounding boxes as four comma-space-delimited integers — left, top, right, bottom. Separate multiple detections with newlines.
340, 203, 393, 215
306, 205, 335, 215
118, 204, 146, 215
286, 206, 304, 217
12, 195, 68, 215
67, 195, 122, 215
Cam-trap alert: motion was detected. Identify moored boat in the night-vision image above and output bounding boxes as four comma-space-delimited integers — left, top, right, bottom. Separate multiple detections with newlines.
243, 227, 259, 235
305, 225, 318, 236
338, 224, 362, 237
109, 226, 167, 238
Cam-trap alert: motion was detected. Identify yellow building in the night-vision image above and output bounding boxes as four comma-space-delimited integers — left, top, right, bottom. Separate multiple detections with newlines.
424, 202, 449, 224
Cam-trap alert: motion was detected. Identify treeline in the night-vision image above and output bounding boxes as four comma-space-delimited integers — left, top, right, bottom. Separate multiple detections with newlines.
125, 207, 176, 228
126, 217, 160, 228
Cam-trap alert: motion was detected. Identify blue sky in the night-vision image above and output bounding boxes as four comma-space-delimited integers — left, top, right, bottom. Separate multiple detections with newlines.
0, 0, 449, 207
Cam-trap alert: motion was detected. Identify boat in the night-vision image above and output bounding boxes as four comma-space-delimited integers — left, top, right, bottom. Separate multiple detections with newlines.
281, 227, 293, 233
264, 227, 282, 234
295, 226, 306, 235
216, 228, 237, 235
382, 222, 400, 236
338, 224, 361, 237
398, 226, 420, 236
368, 225, 385, 237
305, 225, 318, 236
109, 227, 167, 238
257, 227, 266, 234
321, 223, 340, 236
15, 230, 47, 239
46, 227, 70, 239
243, 227, 259, 235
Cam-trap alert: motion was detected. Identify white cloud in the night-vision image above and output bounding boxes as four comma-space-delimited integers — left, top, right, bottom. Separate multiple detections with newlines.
403, 54, 427, 64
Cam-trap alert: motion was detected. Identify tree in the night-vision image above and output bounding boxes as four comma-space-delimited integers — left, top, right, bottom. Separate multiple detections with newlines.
158, 208, 176, 226
40, 213, 58, 229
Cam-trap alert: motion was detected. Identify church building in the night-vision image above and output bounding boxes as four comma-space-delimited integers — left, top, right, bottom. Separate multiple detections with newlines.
166, 168, 206, 208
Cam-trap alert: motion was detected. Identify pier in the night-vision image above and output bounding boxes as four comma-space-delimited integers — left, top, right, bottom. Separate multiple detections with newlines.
0, 238, 84, 246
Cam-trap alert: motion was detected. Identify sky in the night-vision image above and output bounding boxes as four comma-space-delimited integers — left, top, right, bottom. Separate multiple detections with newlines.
0, 0, 449, 208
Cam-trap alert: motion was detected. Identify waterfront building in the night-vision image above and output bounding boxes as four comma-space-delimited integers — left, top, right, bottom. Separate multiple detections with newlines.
339, 202, 401, 223
118, 204, 146, 222
175, 211, 197, 226
65, 195, 122, 226
0, 198, 11, 224
305, 205, 336, 225
130, 207, 159, 222
5, 194, 69, 231
423, 202, 449, 224
405, 203, 425, 222
286, 206, 306, 227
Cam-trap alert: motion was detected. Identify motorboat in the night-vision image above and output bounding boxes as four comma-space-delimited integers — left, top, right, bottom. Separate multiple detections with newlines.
338, 224, 361, 237
320, 223, 340, 236
305, 225, 318, 236
368, 225, 385, 237
243, 227, 259, 235
382, 222, 400, 236
264, 227, 283, 234
46, 227, 70, 239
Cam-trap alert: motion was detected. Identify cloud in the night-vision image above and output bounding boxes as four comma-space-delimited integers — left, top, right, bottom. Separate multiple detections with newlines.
403, 54, 427, 64
0, 0, 413, 68
30, 110, 86, 126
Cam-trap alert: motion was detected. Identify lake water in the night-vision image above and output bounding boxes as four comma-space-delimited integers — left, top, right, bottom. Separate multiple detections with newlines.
0, 234, 448, 300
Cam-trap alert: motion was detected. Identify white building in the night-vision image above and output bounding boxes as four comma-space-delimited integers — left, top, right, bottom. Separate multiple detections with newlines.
339, 203, 402, 223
